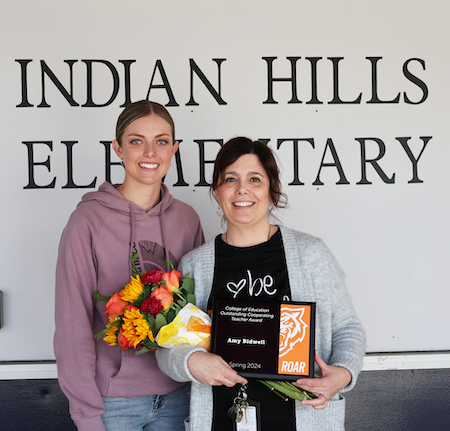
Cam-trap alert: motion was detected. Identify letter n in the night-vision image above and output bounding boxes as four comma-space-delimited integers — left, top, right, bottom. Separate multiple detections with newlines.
186, 59, 227, 106
38, 60, 79, 107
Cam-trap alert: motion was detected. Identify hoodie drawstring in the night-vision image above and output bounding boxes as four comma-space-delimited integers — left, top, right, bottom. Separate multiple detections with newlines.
128, 203, 137, 276
159, 202, 171, 272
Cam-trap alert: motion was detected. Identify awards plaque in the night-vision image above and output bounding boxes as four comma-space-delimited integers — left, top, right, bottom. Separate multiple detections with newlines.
211, 299, 316, 380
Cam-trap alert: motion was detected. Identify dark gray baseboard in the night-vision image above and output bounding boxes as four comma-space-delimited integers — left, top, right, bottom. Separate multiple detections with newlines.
345, 368, 450, 430
0, 378, 76, 431
1, 368, 449, 430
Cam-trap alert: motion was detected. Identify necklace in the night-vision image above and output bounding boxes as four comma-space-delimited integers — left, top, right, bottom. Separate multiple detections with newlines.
224, 225, 272, 246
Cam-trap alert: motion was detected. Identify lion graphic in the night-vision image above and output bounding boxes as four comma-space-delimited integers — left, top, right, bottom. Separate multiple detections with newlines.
279, 306, 308, 357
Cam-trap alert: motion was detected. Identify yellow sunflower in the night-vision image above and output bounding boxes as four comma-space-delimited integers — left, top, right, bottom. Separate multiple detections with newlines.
120, 275, 144, 303
122, 307, 155, 348
103, 317, 120, 346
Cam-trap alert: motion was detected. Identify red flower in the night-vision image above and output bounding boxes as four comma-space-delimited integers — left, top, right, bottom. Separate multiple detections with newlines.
140, 296, 164, 316
142, 269, 164, 284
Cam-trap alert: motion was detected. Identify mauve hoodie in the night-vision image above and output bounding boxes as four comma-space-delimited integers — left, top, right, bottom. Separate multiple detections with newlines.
54, 181, 204, 431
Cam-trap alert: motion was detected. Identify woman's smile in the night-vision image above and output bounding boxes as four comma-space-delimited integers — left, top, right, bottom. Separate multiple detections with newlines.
233, 201, 255, 207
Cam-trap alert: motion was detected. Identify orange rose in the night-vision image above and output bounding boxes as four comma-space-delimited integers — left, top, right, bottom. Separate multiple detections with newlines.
117, 327, 134, 350
103, 291, 128, 317
150, 286, 173, 310
162, 270, 182, 292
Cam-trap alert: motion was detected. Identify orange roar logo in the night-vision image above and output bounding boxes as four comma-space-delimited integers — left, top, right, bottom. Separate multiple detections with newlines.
279, 305, 309, 358
278, 304, 311, 375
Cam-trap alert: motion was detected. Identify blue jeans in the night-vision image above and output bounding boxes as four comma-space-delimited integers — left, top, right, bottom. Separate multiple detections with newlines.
101, 384, 190, 431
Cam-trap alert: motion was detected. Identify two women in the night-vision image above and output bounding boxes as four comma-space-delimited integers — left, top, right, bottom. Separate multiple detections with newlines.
54, 101, 204, 431
156, 137, 366, 430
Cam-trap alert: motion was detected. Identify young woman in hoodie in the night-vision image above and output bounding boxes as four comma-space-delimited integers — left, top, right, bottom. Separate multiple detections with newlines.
54, 100, 205, 431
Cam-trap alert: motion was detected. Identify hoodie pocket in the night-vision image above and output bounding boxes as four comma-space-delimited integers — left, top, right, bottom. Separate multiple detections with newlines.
105, 349, 181, 398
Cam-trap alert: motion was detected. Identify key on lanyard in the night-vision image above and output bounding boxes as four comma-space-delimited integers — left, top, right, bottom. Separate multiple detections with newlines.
234, 385, 249, 423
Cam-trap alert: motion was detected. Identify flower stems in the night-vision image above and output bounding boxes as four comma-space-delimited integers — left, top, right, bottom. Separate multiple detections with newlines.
257, 380, 318, 401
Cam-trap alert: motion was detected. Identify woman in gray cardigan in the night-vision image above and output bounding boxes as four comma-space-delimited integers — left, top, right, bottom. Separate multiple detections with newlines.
156, 137, 366, 431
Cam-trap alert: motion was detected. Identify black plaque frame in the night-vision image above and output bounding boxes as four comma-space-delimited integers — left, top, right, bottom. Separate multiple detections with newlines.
211, 299, 316, 380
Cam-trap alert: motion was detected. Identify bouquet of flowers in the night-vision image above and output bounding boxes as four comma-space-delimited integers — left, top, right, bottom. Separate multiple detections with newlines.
93, 253, 315, 401
93, 253, 211, 355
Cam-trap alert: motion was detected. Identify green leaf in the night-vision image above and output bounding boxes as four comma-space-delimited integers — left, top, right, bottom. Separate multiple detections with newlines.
186, 293, 196, 305
134, 344, 155, 355
145, 339, 159, 349
135, 338, 159, 354
92, 290, 111, 303
165, 308, 176, 323
181, 277, 195, 294
134, 346, 150, 356
155, 313, 167, 333
177, 299, 187, 308
143, 313, 156, 333
94, 328, 107, 339
131, 252, 142, 278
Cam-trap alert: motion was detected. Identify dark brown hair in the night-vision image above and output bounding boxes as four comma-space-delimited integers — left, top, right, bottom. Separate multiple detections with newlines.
211, 137, 287, 208
115, 100, 175, 145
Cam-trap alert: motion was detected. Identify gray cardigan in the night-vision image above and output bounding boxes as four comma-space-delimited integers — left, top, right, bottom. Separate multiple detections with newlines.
156, 226, 366, 430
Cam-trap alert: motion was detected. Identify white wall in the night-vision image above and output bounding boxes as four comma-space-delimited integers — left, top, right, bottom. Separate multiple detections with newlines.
1, 0, 449, 360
